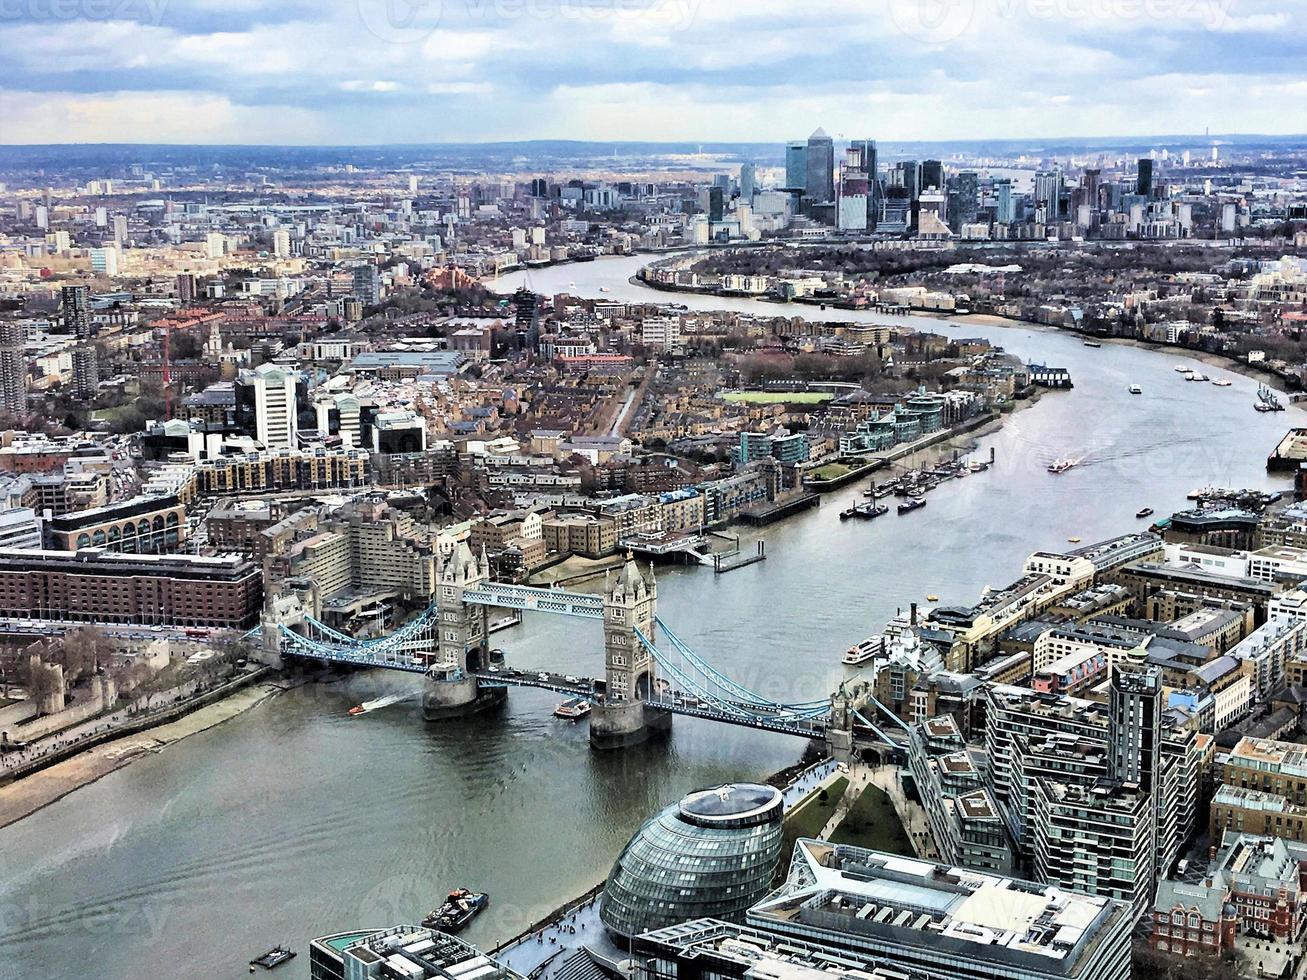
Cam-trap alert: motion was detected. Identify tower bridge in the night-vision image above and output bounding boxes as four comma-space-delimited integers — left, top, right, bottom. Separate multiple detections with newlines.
258, 542, 907, 754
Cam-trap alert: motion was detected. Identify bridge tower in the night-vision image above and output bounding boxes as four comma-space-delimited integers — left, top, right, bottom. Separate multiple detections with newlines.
423, 542, 504, 720
591, 558, 671, 749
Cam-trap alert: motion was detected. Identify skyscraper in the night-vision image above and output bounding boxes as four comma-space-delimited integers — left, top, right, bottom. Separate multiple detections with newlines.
1034, 169, 1063, 220
921, 159, 945, 192
995, 179, 1015, 224
739, 163, 756, 201
955, 170, 980, 229
60, 284, 91, 339
708, 186, 725, 223
351, 264, 381, 306
784, 142, 807, 192
805, 128, 835, 204
1136, 158, 1154, 198
1109, 660, 1162, 793
0, 320, 28, 415
849, 139, 879, 229
72, 345, 99, 400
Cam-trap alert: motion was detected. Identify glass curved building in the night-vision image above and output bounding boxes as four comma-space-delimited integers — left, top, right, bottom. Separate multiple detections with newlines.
600, 783, 784, 943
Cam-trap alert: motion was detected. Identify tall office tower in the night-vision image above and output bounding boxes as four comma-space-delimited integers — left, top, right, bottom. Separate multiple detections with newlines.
235, 364, 299, 450
994, 179, 1015, 224
408, 174, 419, 194
72, 345, 99, 399
1034, 169, 1062, 220
0, 320, 28, 415
836, 146, 869, 232
892, 160, 921, 201
739, 163, 756, 201
849, 140, 879, 228
60, 284, 91, 339
351, 264, 381, 306
1136, 158, 1154, 198
94, 206, 107, 227
1083, 168, 1102, 207
708, 186, 725, 223
529, 178, 548, 197
1109, 661, 1162, 792
784, 142, 807, 191
955, 170, 980, 228
805, 128, 835, 204
920, 159, 945, 192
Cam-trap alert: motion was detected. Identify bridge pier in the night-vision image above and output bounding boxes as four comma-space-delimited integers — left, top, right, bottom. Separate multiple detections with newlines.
590, 701, 671, 750
422, 667, 506, 721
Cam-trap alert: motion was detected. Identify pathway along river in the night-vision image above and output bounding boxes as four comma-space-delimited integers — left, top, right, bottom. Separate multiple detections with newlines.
3, 255, 1304, 979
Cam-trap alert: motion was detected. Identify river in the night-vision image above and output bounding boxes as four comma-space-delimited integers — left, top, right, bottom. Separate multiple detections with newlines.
1, 254, 1302, 979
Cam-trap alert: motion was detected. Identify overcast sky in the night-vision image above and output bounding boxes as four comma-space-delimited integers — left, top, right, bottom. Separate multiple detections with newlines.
0, 0, 1302, 144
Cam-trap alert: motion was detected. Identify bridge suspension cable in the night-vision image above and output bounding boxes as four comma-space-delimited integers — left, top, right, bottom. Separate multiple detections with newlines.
652, 615, 828, 711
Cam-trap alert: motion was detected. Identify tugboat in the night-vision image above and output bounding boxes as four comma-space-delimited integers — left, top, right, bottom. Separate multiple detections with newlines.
1136, 507, 1154, 519
1128, 385, 1142, 394
422, 889, 489, 933
249, 947, 296, 971
553, 697, 591, 720
897, 496, 927, 515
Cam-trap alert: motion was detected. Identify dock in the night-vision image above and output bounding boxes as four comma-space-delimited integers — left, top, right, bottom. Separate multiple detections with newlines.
713, 540, 766, 574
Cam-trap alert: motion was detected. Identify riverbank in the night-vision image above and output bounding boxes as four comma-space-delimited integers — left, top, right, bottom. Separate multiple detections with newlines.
0, 679, 284, 830
952, 312, 1290, 392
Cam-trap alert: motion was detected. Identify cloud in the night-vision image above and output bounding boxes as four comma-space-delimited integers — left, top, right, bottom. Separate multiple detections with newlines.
0, 0, 1300, 143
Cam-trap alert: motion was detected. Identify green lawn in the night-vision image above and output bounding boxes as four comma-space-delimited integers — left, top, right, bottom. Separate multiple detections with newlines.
807, 463, 852, 481
776, 776, 849, 876
827, 785, 914, 855
722, 390, 833, 404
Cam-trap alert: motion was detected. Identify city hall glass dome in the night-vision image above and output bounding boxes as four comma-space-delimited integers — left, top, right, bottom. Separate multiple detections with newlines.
599, 783, 784, 942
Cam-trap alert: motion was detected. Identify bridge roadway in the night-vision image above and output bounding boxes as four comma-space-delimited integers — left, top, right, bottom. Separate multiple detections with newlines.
473, 668, 831, 739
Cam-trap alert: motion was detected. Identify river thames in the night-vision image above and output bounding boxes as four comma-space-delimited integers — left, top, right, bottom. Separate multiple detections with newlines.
1, 255, 1302, 979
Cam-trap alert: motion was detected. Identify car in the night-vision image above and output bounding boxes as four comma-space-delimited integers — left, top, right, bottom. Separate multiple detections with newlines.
487, 665, 501, 673
536, 672, 550, 682
564, 675, 579, 684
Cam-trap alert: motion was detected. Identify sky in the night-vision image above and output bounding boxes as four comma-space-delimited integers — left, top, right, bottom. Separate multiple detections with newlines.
0, 0, 1303, 145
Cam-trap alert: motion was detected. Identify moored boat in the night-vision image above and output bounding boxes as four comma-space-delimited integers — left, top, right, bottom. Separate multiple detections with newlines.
843, 636, 883, 666
897, 496, 927, 514
1136, 507, 1154, 519
422, 889, 489, 933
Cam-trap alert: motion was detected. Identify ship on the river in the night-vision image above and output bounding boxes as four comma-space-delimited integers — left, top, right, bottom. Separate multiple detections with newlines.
422, 889, 489, 933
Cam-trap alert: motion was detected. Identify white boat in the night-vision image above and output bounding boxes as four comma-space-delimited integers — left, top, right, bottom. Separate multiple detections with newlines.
1048, 458, 1079, 474
1212, 378, 1232, 387
843, 636, 884, 666
553, 698, 592, 720
1174, 365, 1190, 372
1128, 385, 1142, 394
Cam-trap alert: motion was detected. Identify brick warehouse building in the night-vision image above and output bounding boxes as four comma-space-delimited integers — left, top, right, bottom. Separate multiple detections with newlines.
0, 549, 263, 629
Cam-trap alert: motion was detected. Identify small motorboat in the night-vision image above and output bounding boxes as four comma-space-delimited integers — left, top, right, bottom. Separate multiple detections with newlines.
1068, 536, 1082, 543
1136, 507, 1154, 519
1128, 385, 1142, 394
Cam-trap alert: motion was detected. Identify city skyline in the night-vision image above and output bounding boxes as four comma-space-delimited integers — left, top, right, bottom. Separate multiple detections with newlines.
0, 0, 1303, 145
